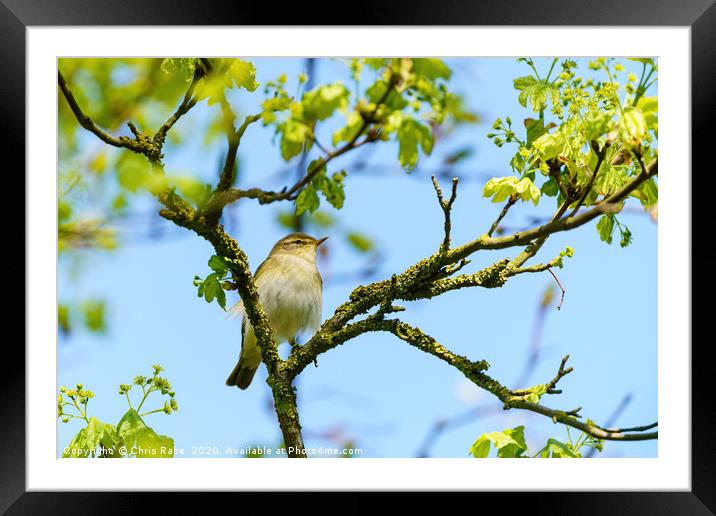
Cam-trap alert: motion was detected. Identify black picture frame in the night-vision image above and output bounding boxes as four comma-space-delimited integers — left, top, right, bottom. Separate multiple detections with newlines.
5, 0, 713, 513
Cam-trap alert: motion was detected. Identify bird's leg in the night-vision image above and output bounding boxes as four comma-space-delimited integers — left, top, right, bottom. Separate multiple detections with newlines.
289, 336, 298, 348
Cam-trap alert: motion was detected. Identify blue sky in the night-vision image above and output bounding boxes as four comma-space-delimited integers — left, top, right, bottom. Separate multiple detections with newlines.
58, 57, 657, 458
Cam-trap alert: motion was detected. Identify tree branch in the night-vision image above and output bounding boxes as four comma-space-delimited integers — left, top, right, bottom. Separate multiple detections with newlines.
58, 70, 148, 155
385, 323, 657, 442
59, 61, 659, 456
449, 159, 657, 262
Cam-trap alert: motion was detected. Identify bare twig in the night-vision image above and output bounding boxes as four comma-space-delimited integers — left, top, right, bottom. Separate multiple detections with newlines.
547, 268, 566, 310
488, 196, 517, 237
431, 176, 459, 252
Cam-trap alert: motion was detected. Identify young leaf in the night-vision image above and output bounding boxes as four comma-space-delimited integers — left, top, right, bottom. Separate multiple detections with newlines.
315, 171, 347, 210
276, 119, 311, 161
537, 438, 581, 458
346, 232, 374, 253
208, 255, 231, 275
532, 131, 565, 161
397, 118, 433, 171
295, 184, 320, 216
62, 417, 118, 458
596, 214, 615, 244
227, 59, 259, 92
116, 409, 174, 458
411, 58, 452, 80
619, 106, 647, 148
302, 82, 349, 121
470, 426, 528, 458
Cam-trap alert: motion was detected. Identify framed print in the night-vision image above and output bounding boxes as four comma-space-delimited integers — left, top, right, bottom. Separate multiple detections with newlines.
5, 0, 714, 513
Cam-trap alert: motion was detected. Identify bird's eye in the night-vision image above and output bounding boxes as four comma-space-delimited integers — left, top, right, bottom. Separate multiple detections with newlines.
293, 239, 302, 244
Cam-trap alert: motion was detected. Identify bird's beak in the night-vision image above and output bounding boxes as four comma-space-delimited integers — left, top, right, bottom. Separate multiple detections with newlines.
316, 236, 328, 247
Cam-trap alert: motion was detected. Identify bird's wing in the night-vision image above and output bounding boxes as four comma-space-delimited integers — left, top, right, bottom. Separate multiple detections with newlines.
253, 255, 272, 283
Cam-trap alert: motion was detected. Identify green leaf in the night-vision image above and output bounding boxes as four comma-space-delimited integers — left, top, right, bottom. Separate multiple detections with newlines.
308, 211, 336, 228
619, 223, 633, 248
596, 214, 615, 244
172, 176, 208, 207
364, 58, 388, 70
515, 77, 560, 113
483, 176, 518, 203
627, 57, 656, 66
82, 300, 106, 333
366, 80, 408, 110
532, 131, 565, 161
160, 58, 197, 80
277, 119, 310, 161
524, 117, 556, 147
537, 438, 581, 458
116, 409, 174, 458
315, 171, 347, 210
58, 304, 71, 334
116, 153, 150, 192
295, 184, 320, 216
208, 255, 231, 275
541, 176, 559, 197
631, 177, 658, 207
202, 273, 226, 310
333, 111, 364, 146
227, 59, 259, 92
515, 177, 541, 206
524, 384, 548, 404
583, 109, 613, 140
411, 58, 452, 80
346, 232, 374, 253
469, 436, 491, 458
513, 75, 537, 91
62, 417, 118, 458
397, 118, 433, 171
619, 106, 647, 148
594, 164, 628, 197
470, 426, 527, 458
58, 201, 73, 222
302, 82, 349, 121
637, 96, 658, 137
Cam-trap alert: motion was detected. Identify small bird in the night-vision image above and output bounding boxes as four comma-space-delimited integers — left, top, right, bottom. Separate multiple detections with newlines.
226, 233, 327, 389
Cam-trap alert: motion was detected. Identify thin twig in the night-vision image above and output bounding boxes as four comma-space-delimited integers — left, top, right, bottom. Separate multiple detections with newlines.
488, 196, 517, 237
547, 268, 566, 310
600, 421, 658, 433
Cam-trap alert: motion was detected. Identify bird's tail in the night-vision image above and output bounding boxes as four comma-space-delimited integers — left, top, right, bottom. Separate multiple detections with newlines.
226, 357, 258, 390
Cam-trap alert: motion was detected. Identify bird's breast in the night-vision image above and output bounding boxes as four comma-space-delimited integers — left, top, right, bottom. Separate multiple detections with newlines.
255, 255, 322, 340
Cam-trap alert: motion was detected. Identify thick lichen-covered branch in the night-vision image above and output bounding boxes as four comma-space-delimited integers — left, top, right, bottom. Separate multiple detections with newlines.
355, 321, 657, 441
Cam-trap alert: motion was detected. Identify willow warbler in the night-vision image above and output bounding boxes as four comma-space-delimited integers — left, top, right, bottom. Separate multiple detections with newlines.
225, 233, 327, 389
